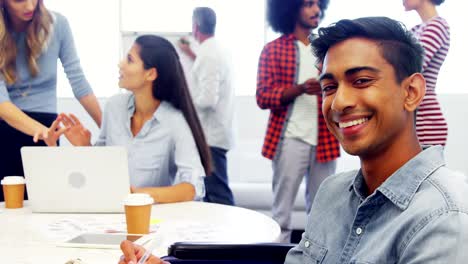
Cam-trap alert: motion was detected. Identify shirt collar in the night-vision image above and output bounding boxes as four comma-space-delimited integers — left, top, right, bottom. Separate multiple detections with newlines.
349, 146, 446, 210
126, 94, 167, 123
284, 33, 297, 41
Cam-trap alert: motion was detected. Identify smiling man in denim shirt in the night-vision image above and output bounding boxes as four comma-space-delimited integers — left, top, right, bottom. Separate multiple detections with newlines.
118, 16, 468, 264
284, 16, 468, 263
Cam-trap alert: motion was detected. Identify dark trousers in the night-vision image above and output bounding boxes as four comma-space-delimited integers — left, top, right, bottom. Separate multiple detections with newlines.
203, 146, 235, 205
0, 111, 57, 202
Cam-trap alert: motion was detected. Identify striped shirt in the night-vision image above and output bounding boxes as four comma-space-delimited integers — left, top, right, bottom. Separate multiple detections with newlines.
412, 16, 450, 146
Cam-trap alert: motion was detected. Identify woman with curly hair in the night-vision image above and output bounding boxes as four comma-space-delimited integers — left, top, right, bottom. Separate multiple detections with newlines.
257, 0, 339, 243
403, 0, 450, 146
0, 0, 102, 201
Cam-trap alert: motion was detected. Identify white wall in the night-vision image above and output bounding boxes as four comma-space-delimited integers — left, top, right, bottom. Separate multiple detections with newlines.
47, 0, 468, 98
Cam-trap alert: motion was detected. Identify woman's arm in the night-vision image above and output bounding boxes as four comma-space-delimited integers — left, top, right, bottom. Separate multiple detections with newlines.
57, 13, 102, 127
0, 101, 47, 136
132, 183, 196, 204
78, 93, 102, 126
0, 102, 68, 146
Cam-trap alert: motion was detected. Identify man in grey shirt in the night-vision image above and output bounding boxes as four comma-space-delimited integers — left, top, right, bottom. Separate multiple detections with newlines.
119, 16, 468, 264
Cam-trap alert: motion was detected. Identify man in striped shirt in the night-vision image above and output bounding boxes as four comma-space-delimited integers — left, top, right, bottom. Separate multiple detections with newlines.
256, 0, 340, 243
403, 0, 450, 146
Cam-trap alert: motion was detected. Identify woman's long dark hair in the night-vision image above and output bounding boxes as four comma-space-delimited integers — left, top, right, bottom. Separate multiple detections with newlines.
135, 35, 212, 176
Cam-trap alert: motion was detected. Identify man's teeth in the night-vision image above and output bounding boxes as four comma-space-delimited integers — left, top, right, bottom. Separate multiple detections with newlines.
339, 118, 368, 128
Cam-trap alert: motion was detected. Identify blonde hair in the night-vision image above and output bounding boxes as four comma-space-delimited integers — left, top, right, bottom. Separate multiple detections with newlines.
0, 0, 53, 84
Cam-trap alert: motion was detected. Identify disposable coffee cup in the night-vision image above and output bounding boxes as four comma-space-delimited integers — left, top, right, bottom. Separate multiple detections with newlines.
123, 193, 154, 235
1, 176, 26, 209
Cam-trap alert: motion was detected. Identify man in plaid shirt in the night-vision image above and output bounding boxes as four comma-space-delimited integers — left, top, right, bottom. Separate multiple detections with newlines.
256, 0, 340, 242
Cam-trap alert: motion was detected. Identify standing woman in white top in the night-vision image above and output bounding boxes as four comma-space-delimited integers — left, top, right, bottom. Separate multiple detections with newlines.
403, 0, 450, 146
0, 0, 102, 202
55, 35, 213, 203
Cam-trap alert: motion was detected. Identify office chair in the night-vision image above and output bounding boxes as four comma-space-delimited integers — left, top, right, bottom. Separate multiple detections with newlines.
161, 242, 296, 264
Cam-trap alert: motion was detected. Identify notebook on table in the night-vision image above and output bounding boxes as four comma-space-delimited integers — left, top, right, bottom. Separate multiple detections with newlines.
21, 146, 130, 213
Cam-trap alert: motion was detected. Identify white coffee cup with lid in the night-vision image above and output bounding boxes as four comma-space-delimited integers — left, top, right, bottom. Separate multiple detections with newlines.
123, 193, 154, 234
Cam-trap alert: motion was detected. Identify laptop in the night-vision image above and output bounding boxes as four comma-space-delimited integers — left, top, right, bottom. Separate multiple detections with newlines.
21, 146, 130, 213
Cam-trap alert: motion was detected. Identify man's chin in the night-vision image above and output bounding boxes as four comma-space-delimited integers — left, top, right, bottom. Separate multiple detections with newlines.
341, 143, 367, 157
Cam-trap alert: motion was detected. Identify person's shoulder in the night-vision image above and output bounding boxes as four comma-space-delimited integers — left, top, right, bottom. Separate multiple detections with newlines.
48, 11, 71, 39
426, 16, 450, 33
198, 38, 227, 62
427, 167, 468, 210
48, 11, 67, 25
401, 167, 468, 249
264, 34, 293, 48
105, 93, 132, 110
158, 102, 191, 133
158, 101, 184, 121
431, 16, 449, 27
318, 170, 358, 194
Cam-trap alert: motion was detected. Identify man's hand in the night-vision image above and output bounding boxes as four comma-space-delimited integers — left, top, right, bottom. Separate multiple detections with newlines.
58, 113, 92, 146
119, 240, 169, 264
281, 78, 321, 105
177, 37, 196, 60
299, 78, 322, 95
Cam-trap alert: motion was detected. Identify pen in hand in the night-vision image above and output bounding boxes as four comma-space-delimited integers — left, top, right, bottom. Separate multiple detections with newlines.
137, 237, 158, 264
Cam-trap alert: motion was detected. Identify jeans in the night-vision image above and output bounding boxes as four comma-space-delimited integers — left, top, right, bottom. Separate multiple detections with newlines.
203, 146, 235, 205
272, 137, 336, 243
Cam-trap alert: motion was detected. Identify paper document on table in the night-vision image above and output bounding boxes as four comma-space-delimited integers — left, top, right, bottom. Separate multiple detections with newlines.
167, 222, 225, 241
42, 216, 161, 242
153, 220, 228, 256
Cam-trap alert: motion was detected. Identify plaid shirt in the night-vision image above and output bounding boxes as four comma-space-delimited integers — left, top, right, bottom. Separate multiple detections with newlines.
256, 34, 340, 162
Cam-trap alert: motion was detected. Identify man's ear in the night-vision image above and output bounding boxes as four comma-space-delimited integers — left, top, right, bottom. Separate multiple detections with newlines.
403, 73, 426, 112
146, 67, 158, 82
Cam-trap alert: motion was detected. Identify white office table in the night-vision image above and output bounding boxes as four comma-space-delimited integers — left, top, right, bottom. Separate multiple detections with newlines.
0, 201, 280, 264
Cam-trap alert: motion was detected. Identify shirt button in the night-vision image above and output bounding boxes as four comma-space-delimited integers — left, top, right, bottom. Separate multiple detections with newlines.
356, 227, 363, 235
304, 240, 310, 248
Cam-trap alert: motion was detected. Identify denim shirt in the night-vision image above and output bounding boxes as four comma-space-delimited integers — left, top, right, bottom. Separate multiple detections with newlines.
285, 146, 468, 263
95, 93, 205, 199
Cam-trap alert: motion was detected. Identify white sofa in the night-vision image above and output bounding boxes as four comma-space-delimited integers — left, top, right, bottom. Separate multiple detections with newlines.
58, 94, 468, 230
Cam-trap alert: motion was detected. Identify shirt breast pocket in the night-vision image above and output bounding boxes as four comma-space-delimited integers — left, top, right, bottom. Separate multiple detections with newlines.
300, 238, 328, 264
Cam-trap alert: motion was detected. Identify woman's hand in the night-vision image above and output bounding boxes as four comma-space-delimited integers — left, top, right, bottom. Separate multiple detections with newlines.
58, 113, 92, 146
32, 117, 68, 146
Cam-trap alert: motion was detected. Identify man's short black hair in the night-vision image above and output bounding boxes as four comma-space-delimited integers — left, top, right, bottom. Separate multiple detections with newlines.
193, 7, 216, 35
311, 16, 424, 83
267, 0, 329, 35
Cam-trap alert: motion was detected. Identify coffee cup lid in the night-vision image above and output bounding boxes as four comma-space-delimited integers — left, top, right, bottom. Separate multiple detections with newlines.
1, 176, 26, 185
123, 193, 154, 206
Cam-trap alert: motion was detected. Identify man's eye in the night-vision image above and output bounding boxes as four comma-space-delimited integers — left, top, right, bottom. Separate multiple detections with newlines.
321, 85, 337, 95
354, 78, 371, 85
